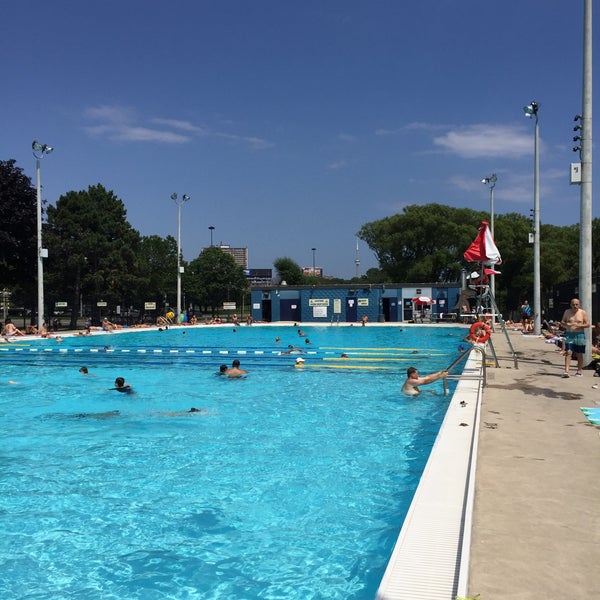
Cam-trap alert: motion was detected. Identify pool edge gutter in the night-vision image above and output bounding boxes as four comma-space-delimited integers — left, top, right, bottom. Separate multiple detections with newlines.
375, 352, 483, 600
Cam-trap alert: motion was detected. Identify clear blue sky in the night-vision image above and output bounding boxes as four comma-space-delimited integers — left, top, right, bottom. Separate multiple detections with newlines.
3, 1, 596, 279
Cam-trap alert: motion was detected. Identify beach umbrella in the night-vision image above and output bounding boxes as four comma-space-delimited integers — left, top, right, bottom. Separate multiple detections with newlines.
463, 221, 502, 266
412, 296, 436, 305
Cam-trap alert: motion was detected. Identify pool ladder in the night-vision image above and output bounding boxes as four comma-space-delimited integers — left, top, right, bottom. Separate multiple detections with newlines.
443, 345, 488, 395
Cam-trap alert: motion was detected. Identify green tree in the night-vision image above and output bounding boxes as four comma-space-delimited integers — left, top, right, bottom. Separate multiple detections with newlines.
138, 234, 178, 317
491, 213, 533, 312
187, 246, 248, 315
358, 204, 485, 283
0, 159, 37, 307
273, 257, 305, 285
44, 184, 142, 328
539, 223, 578, 301
357, 204, 588, 316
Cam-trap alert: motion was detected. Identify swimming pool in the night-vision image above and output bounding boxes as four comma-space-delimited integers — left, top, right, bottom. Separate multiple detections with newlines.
0, 324, 465, 599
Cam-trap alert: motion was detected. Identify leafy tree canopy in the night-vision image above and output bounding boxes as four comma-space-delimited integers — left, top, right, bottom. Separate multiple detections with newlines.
0, 160, 37, 301
358, 204, 485, 283
137, 235, 179, 310
273, 257, 304, 285
188, 246, 248, 315
44, 184, 142, 326
358, 204, 584, 313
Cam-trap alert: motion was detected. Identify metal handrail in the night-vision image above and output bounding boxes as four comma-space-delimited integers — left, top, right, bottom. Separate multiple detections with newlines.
443, 345, 487, 394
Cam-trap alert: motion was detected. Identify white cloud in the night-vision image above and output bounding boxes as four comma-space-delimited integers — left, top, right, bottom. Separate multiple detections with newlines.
84, 105, 133, 124
375, 121, 534, 161
84, 105, 190, 143
151, 118, 207, 134
327, 159, 347, 170
374, 127, 401, 136
433, 124, 532, 159
214, 132, 274, 149
375, 122, 448, 136
83, 104, 273, 149
112, 127, 190, 143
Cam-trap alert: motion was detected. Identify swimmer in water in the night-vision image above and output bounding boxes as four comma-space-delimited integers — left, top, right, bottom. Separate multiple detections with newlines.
281, 345, 303, 355
401, 367, 447, 396
111, 377, 134, 393
226, 359, 247, 378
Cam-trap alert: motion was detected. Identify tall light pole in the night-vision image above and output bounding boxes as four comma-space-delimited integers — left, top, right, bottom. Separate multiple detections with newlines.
523, 102, 541, 335
311, 247, 317, 277
209, 226, 215, 247
32, 140, 53, 330
578, 0, 593, 364
171, 193, 190, 322
482, 174, 498, 302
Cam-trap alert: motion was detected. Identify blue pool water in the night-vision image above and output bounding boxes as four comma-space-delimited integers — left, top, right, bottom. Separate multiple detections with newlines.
0, 325, 465, 599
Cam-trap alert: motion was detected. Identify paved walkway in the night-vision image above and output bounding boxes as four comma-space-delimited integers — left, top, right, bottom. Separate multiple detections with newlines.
467, 330, 600, 599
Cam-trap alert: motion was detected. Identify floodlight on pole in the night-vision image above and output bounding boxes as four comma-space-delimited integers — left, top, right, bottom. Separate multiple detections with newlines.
32, 140, 53, 330
311, 247, 317, 277
209, 226, 215, 247
523, 101, 541, 336
171, 193, 190, 322
481, 174, 497, 236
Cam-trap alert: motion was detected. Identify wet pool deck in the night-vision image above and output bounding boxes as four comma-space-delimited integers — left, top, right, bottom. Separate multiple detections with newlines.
467, 330, 600, 599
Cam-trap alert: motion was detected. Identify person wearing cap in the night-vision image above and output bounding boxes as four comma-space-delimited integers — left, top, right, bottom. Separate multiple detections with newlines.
401, 366, 447, 396
294, 357, 305, 368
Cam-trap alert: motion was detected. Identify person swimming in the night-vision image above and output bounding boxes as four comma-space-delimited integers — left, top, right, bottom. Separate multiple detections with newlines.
72, 410, 121, 419
281, 345, 303, 355
111, 377, 133, 393
161, 407, 208, 416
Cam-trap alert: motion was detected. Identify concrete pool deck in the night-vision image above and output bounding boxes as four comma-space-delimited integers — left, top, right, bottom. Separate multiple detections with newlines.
467, 330, 600, 599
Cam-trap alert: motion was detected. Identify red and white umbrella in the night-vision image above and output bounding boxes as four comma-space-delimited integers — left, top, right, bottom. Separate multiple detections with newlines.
463, 221, 502, 266
412, 296, 436, 305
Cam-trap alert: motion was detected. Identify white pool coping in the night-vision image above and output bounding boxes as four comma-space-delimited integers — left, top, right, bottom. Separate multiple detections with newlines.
376, 351, 483, 600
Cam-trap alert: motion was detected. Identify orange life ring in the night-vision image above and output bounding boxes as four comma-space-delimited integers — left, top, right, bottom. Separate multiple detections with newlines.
469, 321, 491, 343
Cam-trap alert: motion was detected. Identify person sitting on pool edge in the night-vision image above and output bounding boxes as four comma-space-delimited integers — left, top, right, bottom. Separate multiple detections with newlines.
401, 366, 447, 396
102, 318, 116, 332
111, 377, 134, 393
3, 319, 24, 337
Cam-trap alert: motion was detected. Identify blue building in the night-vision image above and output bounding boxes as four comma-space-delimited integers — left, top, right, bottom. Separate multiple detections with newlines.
250, 283, 462, 323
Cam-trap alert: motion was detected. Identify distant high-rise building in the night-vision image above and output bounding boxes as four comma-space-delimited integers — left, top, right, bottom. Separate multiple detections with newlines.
203, 245, 248, 268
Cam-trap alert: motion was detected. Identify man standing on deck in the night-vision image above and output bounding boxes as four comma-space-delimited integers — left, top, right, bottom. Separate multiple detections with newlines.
560, 298, 590, 378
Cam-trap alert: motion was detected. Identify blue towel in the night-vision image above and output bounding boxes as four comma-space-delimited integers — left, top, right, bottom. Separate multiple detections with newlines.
580, 407, 600, 425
